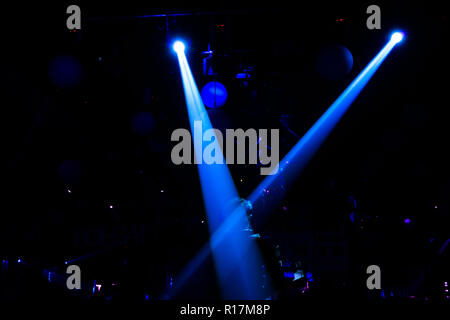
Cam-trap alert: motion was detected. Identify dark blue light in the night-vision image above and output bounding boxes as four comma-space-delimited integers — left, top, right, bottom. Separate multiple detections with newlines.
284, 272, 295, 278
131, 112, 156, 136
48, 55, 83, 88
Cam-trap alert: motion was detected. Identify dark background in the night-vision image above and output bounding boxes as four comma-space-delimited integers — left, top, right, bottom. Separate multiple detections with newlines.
1, 0, 448, 302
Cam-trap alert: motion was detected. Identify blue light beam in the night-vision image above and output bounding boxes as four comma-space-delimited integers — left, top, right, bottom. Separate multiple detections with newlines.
171, 42, 271, 299
169, 32, 405, 295
247, 32, 405, 210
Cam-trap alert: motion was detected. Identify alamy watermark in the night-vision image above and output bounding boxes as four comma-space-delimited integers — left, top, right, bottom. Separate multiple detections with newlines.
366, 265, 381, 289
66, 5, 81, 30
66, 264, 81, 290
171, 121, 279, 175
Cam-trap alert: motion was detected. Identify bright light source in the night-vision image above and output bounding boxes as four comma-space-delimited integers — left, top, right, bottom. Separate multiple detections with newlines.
173, 41, 185, 53
391, 32, 404, 44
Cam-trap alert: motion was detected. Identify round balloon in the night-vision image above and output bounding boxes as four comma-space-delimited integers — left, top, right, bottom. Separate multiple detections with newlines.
201, 81, 228, 108
48, 55, 83, 88
131, 112, 156, 136
316, 45, 353, 80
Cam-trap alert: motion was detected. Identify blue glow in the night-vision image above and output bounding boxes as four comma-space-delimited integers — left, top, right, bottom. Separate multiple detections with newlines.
201, 81, 228, 108
171, 45, 270, 299
172, 32, 404, 294
173, 41, 185, 53
284, 272, 295, 278
236, 73, 251, 79
316, 45, 353, 80
17, 259, 21, 263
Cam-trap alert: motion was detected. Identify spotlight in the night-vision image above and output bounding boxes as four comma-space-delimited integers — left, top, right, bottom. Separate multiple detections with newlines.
391, 31, 404, 44
173, 41, 185, 53
172, 38, 268, 299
